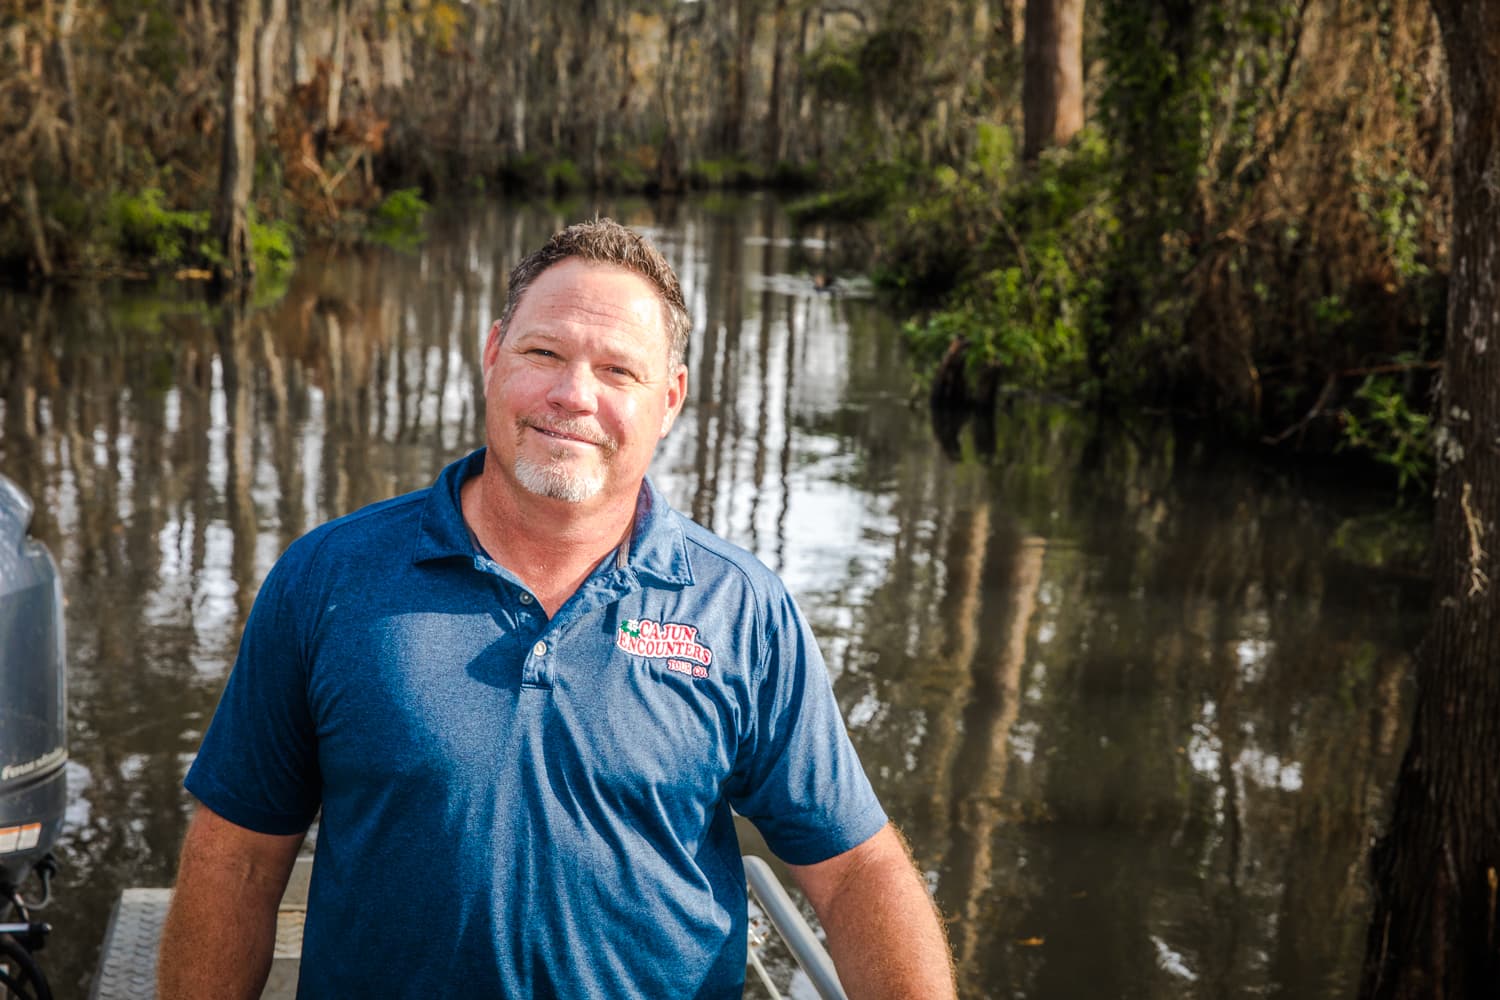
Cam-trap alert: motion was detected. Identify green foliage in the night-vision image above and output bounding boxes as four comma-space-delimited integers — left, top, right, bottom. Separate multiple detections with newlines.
107, 188, 209, 266
802, 43, 862, 102
786, 162, 911, 224
690, 157, 762, 189
104, 188, 299, 279
1339, 373, 1432, 490
251, 214, 297, 279
366, 187, 429, 252
904, 266, 1090, 389
1353, 155, 1433, 280
609, 157, 649, 192
1312, 294, 1354, 331
971, 121, 1015, 185
545, 160, 584, 194
894, 129, 1115, 392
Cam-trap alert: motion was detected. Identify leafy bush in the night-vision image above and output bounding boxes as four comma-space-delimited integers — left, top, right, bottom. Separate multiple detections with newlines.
107, 188, 209, 266
891, 129, 1114, 395
1339, 372, 1433, 490
367, 188, 429, 251
251, 214, 297, 278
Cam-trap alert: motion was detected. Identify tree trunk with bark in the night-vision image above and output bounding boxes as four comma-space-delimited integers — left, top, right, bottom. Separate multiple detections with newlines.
763, 0, 787, 171
287, 0, 303, 85
657, 6, 683, 193
51, 0, 79, 176
501, 0, 529, 156
1360, 5, 1500, 998
1021, 0, 1084, 160
256, 0, 288, 136
722, 0, 757, 156
326, 0, 349, 131
215, 0, 258, 281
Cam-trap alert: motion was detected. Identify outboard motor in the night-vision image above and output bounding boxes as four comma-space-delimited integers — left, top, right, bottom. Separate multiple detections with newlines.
0, 473, 65, 998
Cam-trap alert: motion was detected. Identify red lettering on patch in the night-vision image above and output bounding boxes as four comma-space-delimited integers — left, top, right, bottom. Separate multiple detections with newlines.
617, 618, 715, 669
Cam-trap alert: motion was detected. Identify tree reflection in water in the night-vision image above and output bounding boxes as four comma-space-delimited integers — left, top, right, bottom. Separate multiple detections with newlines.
0, 197, 1423, 999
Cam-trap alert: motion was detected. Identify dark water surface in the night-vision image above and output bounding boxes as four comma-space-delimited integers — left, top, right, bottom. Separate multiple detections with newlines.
1, 196, 1427, 998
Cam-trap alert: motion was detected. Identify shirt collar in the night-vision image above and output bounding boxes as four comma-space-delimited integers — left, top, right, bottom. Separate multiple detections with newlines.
411, 448, 694, 589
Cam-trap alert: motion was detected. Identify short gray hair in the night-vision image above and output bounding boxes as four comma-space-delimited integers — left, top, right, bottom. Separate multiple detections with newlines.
499, 218, 690, 367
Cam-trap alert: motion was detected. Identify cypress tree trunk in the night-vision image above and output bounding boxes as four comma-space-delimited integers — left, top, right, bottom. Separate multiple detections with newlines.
215, 0, 258, 281
326, 0, 348, 131
1021, 0, 1084, 160
1360, 5, 1500, 997
256, 0, 288, 136
763, 0, 786, 171
51, 0, 79, 175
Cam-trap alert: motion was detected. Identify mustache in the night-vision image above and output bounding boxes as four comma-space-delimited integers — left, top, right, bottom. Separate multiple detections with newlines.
517, 417, 618, 452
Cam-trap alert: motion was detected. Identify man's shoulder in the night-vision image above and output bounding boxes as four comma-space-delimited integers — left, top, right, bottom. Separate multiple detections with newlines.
283, 486, 432, 570
670, 511, 788, 599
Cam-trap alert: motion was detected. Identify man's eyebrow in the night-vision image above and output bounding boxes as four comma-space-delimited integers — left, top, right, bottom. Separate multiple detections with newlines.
508, 329, 658, 365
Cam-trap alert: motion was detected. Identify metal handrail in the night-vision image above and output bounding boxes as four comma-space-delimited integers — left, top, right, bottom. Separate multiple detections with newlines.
742, 855, 849, 1000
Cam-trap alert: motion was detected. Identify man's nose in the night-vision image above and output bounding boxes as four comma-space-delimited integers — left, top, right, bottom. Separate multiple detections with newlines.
546, 363, 599, 413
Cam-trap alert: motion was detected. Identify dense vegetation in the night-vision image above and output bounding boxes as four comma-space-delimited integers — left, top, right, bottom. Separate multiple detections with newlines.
823, 0, 1447, 489
1, 0, 1449, 480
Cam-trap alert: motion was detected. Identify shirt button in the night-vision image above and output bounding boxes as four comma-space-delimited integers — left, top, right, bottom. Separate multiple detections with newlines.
518, 592, 533, 605
532, 641, 547, 657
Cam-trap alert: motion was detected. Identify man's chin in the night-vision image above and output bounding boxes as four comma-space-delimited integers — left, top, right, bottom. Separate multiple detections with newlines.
514, 459, 604, 504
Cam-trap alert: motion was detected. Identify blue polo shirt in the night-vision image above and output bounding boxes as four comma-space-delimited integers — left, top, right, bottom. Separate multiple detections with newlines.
185, 449, 886, 998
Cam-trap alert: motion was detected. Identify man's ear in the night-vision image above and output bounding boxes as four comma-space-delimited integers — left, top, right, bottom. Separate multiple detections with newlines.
482, 320, 504, 373
659, 363, 688, 438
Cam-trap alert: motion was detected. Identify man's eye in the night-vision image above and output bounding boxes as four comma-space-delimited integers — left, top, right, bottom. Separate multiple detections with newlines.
528, 348, 558, 358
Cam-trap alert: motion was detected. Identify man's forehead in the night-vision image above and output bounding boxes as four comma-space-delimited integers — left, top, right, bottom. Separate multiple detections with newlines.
508, 259, 674, 354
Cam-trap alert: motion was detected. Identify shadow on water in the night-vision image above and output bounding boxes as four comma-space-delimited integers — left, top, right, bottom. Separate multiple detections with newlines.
0, 194, 1427, 999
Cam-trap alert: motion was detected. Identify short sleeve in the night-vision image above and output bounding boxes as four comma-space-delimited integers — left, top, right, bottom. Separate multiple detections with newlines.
184, 542, 322, 835
727, 590, 887, 865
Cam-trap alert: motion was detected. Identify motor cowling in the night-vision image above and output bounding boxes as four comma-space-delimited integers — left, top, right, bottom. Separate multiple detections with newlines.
0, 473, 67, 889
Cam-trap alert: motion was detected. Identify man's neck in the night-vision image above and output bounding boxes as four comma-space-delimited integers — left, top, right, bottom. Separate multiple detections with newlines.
460, 462, 637, 618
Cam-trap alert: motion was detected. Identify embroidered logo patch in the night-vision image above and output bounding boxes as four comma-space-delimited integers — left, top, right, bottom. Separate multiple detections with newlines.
618, 618, 713, 678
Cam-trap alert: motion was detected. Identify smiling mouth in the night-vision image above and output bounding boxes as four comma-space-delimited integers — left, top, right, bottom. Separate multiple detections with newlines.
536, 426, 593, 444
519, 418, 616, 452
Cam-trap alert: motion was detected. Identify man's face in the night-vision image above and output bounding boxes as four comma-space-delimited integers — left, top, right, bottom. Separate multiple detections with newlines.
481, 258, 687, 508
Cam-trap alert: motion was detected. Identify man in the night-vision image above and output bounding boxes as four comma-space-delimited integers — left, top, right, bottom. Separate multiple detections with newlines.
159, 219, 956, 998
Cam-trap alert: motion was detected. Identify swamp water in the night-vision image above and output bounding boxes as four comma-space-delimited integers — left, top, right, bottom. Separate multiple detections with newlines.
0, 195, 1426, 998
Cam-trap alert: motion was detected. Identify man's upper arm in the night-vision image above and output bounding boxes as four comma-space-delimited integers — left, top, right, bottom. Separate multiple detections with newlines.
785, 821, 909, 914
786, 823, 959, 999
178, 804, 305, 889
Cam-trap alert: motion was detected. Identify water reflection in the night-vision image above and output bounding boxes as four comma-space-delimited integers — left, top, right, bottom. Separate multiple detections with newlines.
0, 196, 1422, 999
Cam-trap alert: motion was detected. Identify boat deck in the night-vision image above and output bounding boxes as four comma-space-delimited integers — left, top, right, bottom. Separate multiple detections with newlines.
91, 858, 311, 1000
90, 855, 846, 999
